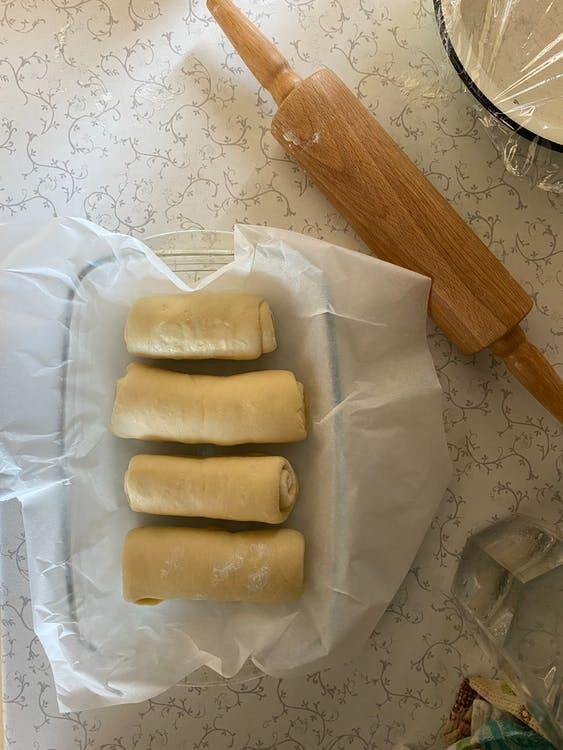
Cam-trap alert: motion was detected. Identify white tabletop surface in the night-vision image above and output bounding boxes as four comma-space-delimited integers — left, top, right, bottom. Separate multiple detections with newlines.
1, 1, 562, 748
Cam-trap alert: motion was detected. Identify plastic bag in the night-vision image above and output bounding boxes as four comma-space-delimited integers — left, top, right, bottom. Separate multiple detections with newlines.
0, 217, 450, 710
435, 0, 563, 192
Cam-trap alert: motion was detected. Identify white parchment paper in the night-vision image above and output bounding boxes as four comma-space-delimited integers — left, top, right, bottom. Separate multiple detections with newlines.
0, 217, 450, 711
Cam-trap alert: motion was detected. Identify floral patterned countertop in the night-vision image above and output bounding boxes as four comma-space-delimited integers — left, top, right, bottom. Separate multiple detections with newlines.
0, 1, 561, 748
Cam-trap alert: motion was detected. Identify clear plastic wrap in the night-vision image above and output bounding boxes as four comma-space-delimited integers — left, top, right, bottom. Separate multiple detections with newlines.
0, 217, 450, 711
453, 515, 562, 747
435, 0, 563, 192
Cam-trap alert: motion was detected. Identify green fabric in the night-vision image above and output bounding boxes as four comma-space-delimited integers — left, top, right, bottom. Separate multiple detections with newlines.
448, 716, 556, 750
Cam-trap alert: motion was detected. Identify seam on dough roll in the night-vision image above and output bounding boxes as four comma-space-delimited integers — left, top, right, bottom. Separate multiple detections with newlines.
122, 526, 305, 604
296, 382, 307, 435
124, 454, 298, 523
259, 300, 277, 354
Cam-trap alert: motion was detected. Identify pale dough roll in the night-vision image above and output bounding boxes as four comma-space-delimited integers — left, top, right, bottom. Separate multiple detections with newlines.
110, 363, 307, 445
125, 455, 299, 523
125, 293, 277, 360
122, 526, 305, 604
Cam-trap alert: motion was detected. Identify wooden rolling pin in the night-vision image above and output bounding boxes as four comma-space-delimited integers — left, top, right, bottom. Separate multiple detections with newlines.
207, 0, 563, 422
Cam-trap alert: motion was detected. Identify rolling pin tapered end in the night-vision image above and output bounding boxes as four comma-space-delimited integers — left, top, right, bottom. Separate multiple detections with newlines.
491, 326, 563, 422
207, 0, 301, 105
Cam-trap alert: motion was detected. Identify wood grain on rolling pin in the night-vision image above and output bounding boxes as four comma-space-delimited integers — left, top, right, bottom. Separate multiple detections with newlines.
271, 70, 532, 355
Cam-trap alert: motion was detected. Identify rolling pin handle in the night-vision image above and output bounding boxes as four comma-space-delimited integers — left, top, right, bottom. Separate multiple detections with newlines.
207, 0, 301, 105
490, 325, 563, 422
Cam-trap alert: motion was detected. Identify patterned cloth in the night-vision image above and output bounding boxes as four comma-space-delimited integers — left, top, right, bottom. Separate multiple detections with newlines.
444, 678, 556, 750
448, 716, 555, 750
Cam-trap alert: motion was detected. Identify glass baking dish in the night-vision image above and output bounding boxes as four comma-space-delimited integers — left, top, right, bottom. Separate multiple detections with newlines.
31, 225, 339, 702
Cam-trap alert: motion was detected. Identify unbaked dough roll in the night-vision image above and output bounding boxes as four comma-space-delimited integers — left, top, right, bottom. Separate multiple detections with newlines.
110, 363, 307, 445
122, 526, 305, 604
125, 454, 299, 523
125, 293, 277, 360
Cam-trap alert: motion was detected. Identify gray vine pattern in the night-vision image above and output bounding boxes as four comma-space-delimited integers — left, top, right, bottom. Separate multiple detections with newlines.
1, 0, 562, 748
